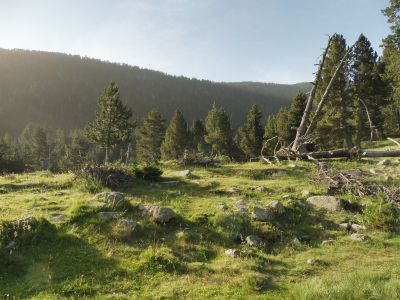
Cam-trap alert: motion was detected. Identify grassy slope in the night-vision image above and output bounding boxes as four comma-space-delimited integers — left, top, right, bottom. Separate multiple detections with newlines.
0, 154, 400, 299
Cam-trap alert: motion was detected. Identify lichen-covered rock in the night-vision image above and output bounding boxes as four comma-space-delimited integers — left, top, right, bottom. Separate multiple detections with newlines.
350, 233, 371, 241
95, 192, 125, 206
252, 207, 274, 221
139, 205, 176, 223
268, 200, 285, 214
245, 235, 261, 246
171, 170, 192, 178
306, 196, 341, 212
225, 248, 240, 258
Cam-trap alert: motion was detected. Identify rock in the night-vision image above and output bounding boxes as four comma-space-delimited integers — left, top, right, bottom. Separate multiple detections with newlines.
306, 196, 341, 212
301, 190, 310, 197
219, 204, 229, 211
248, 185, 266, 192
307, 258, 322, 265
350, 233, 371, 241
245, 235, 261, 246
54, 191, 63, 196
50, 214, 66, 222
351, 224, 367, 231
235, 200, 251, 213
118, 219, 137, 231
225, 249, 240, 258
252, 207, 274, 221
86, 200, 107, 208
171, 170, 192, 178
95, 192, 125, 206
227, 187, 241, 194
322, 239, 335, 245
369, 168, 377, 175
282, 194, 290, 200
272, 170, 288, 176
98, 212, 121, 220
339, 223, 350, 230
268, 200, 285, 214
139, 205, 176, 223
377, 159, 391, 166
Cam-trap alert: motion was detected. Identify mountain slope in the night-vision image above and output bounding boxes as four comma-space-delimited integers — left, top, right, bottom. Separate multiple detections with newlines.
0, 49, 310, 134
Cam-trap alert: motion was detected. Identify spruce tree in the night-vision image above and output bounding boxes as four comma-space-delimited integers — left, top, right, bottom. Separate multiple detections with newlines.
191, 119, 210, 153
86, 81, 133, 163
239, 104, 264, 159
287, 92, 307, 141
136, 109, 166, 165
263, 116, 277, 153
204, 104, 234, 156
315, 34, 354, 149
161, 109, 189, 160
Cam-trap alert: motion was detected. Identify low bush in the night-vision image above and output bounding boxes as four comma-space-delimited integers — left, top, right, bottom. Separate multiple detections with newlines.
133, 165, 163, 181
136, 246, 186, 274
360, 198, 399, 231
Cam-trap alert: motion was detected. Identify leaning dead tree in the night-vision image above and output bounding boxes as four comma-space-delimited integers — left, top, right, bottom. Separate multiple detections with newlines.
261, 34, 400, 163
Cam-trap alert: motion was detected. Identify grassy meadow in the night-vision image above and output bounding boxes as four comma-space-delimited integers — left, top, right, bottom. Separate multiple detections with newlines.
1, 150, 400, 299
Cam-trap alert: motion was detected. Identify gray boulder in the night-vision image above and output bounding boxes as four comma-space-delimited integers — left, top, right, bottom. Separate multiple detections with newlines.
306, 196, 341, 212
268, 200, 285, 214
171, 170, 192, 178
351, 224, 367, 231
225, 249, 240, 258
139, 204, 176, 223
95, 192, 125, 206
245, 235, 261, 246
51, 214, 67, 222
252, 207, 274, 221
350, 233, 371, 241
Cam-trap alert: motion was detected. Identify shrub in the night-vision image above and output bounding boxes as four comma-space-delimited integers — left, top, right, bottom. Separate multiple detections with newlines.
210, 212, 251, 241
77, 164, 134, 189
137, 246, 186, 274
133, 165, 163, 181
360, 198, 399, 231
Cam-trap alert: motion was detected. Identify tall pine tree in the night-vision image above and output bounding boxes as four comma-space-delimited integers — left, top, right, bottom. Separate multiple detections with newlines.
136, 109, 166, 165
239, 104, 264, 159
161, 109, 189, 160
86, 81, 133, 163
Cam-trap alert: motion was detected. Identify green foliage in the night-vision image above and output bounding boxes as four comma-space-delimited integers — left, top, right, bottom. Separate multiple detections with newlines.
190, 119, 211, 153
86, 81, 134, 163
210, 212, 251, 240
137, 246, 186, 274
161, 109, 190, 160
205, 103, 234, 156
136, 109, 166, 165
133, 165, 163, 181
360, 198, 399, 230
239, 104, 264, 159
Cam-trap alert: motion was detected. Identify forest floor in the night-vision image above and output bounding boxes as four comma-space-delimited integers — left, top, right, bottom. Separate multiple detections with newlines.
1, 142, 400, 299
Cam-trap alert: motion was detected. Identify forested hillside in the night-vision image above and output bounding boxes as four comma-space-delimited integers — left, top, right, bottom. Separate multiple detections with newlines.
0, 49, 308, 134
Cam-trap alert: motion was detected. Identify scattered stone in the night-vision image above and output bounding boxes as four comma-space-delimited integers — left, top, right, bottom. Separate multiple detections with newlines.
95, 192, 125, 206
98, 212, 121, 220
54, 191, 63, 196
252, 207, 274, 221
377, 159, 391, 166
268, 200, 285, 214
351, 224, 367, 231
248, 185, 266, 192
219, 203, 229, 211
306, 196, 341, 212
50, 214, 67, 222
350, 233, 371, 241
301, 190, 310, 197
307, 258, 322, 265
339, 223, 351, 230
225, 249, 240, 258
369, 168, 377, 175
138, 205, 176, 223
227, 187, 241, 194
282, 194, 290, 200
171, 169, 192, 178
322, 239, 335, 245
245, 235, 261, 246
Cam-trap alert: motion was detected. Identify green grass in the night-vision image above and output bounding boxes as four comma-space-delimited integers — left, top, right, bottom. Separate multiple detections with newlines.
0, 155, 399, 299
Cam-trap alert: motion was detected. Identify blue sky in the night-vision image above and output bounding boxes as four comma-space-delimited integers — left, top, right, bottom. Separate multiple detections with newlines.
0, 0, 391, 83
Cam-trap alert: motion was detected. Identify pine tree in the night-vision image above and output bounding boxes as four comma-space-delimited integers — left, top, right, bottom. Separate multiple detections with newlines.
86, 81, 133, 163
315, 34, 354, 149
274, 107, 291, 146
191, 119, 210, 153
239, 104, 264, 159
19, 124, 49, 170
63, 129, 93, 170
351, 34, 389, 145
204, 104, 234, 156
136, 109, 166, 165
287, 92, 307, 142
161, 109, 189, 160
263, 116, 277, 153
